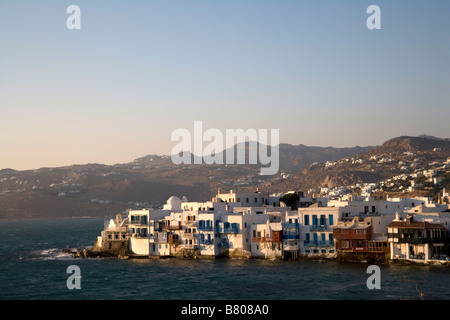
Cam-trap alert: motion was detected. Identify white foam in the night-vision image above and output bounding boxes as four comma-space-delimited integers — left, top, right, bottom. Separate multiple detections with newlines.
37, 248, 73, 260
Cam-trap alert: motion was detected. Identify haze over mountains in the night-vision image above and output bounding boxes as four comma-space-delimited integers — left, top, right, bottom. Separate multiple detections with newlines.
1, 135, 449, 220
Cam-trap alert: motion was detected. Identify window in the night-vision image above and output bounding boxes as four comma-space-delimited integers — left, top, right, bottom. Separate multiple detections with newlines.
304, 215, 309, 226
255, 197, 258, 203
320, 215, 325, 226
246, 198, 249, 203
328, 215, 334, 226
312, 215, 318, 226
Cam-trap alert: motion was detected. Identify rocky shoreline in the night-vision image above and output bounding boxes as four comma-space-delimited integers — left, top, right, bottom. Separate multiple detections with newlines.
61, 246, 450, 266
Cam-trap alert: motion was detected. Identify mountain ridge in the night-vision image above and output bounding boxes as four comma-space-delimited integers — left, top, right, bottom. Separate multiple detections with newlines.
1, 135, 449, 220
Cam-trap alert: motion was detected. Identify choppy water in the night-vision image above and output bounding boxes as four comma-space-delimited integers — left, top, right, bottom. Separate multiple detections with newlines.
1, 219, 449, 300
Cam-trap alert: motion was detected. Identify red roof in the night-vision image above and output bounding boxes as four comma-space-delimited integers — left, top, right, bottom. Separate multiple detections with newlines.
387, 221, 447, 230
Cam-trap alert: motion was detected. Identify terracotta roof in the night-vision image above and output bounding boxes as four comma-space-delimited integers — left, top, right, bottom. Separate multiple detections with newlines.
386, 221, 447, 230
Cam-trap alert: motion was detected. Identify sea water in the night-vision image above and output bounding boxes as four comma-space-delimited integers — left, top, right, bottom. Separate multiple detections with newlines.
1, 219, 449, 300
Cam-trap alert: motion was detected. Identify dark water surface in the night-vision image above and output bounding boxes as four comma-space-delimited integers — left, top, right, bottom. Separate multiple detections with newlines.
1, 219, 449, 300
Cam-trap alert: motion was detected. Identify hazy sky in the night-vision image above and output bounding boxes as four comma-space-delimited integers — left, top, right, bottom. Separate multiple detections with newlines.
1, 0, 449, 170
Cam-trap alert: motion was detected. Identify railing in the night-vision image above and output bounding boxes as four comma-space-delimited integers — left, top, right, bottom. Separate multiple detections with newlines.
163, 222, 182, 230
309, 225, 327, 231
333, 232, 371, 240
397, 237, 449, 245
181, 244, 198, 249
184, 219, 196, 225
183, 232, 196, 238
168, 238, 180, 245
304, 241, 334, 248
283, 234, 300, 240
252, 236, 282, 243
218, 226, 238, 234
284, 245, 300, 251
282, 222, 300, 228
198, 225, 214, 231
199, 239, 214, 245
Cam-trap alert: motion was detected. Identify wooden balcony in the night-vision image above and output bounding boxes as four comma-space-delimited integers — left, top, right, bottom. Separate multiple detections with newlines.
252, 231, 282, 243
168, 234, 181, 245
163, 222, 182, 230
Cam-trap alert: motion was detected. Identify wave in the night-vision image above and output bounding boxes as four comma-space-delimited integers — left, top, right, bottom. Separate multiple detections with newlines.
35, 248, 74, 260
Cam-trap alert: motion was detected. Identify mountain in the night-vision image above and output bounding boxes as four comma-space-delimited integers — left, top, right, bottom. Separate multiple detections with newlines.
265, 136, 450, 195
0, 142, 374, 220
1, 135, 448, 220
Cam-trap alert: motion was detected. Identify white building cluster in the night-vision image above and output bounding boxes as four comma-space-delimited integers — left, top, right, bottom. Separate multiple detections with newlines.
97, 189, 450, 263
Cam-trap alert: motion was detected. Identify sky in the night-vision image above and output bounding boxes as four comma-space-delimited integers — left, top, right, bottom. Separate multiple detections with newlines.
1, 0, 449, 170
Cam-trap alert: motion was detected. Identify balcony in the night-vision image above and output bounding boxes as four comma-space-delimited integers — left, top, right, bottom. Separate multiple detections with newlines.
304, 241, 335, 248
309, 225, 327, 231
283, 232, 300, 240
333, 229, 371, 240
218, 226, 238, 234
284, 244, 300, 251
282, 222, 299, 228
168, 238, 181, 245
163, 222, 182, 230
198, 225, 214, 232
199, 238, 214, 245
397, 237, 449, 245
168, 234, 180, 245
253, 232, 282, 243
184, 219, 196, 226
183, 232, 196, 239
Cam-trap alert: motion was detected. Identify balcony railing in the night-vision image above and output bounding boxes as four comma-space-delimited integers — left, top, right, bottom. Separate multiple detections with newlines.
168, 238, 181, 245
184, 219, 196, 225
396, 237, 449, 245
198, 225, 214, 232
283, 234, 300, 240
199, 239, 214, 245
304, 241, 335, 248
309, 225, 327, 231
282, 222, 300, 228
163, 222, 182, 230
183, 232, 196, 238
218, 226, 238, 234
252, 235, 282, 243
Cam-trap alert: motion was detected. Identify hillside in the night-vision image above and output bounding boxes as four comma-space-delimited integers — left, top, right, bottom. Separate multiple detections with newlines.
1, 136, 448, 220
265, 136, 450, 199
0, 142, 373, 220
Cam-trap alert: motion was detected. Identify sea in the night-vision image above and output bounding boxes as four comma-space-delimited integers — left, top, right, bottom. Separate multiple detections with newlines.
1, 218, 450, 301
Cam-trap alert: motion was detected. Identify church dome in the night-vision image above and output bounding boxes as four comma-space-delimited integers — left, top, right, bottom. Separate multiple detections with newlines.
165, 195, 182, 210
